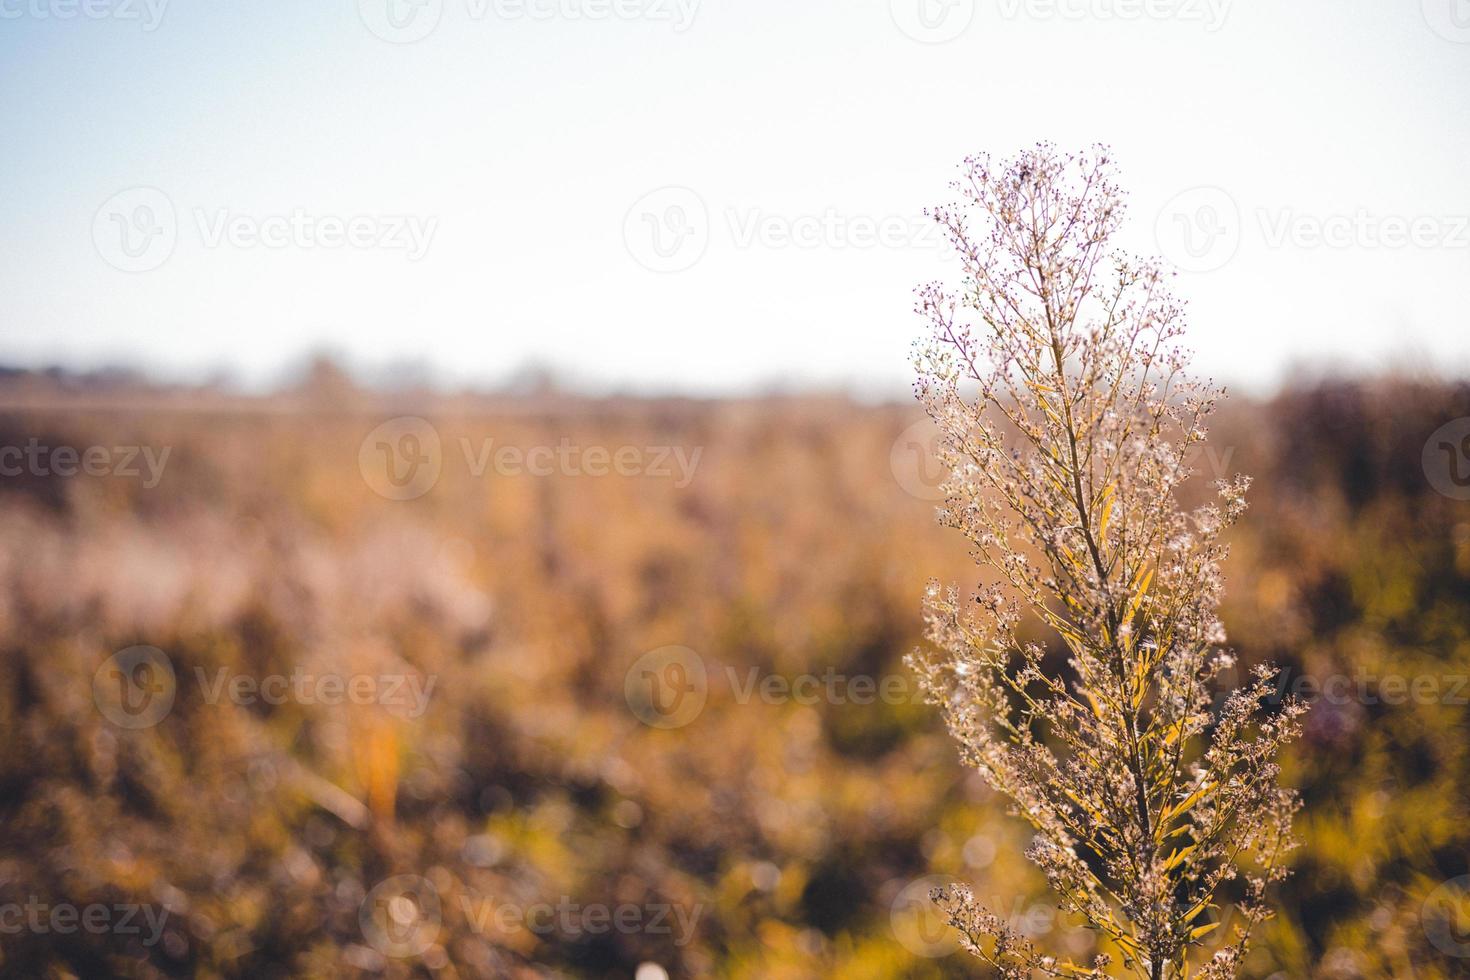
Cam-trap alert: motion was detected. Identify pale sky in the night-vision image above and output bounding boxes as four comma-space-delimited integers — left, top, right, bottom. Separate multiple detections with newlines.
2, 0, 1468, 395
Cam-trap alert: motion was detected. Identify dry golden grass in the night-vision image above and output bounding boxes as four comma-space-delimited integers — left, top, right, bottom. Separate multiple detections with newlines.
0, 372, 1467, 977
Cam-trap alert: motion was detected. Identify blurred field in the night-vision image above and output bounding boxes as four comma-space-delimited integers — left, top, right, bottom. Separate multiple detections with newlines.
0, 368, 1468, 978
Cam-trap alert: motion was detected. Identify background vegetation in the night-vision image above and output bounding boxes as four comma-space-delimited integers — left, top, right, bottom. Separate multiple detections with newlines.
0, 367, 1466, 978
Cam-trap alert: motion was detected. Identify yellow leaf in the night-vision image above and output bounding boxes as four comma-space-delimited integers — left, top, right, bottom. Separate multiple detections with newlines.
1161, 783, 1213, 825
1164, 843, 1197, 871
1098, 486, 1116, 538
1122, 566, 1154, 630
1181, 900, 1215, 925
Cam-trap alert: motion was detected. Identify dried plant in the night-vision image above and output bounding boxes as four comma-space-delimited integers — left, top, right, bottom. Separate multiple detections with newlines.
906, 145, 1305, 979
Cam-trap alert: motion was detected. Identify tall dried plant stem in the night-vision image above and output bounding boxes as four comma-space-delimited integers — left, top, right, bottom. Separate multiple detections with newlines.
907, 144, 1305, 980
